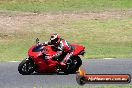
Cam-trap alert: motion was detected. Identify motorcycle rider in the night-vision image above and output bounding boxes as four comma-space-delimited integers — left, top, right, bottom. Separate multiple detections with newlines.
41, 33, 73, 67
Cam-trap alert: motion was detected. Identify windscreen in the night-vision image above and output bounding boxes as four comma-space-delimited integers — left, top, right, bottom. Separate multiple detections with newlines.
32, 45, 44, 52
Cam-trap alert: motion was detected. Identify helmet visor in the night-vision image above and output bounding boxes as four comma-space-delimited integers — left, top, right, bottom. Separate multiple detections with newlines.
51, 38, 59, 45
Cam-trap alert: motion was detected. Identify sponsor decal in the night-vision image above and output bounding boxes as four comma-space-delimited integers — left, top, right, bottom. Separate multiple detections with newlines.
76, 67, 131, 85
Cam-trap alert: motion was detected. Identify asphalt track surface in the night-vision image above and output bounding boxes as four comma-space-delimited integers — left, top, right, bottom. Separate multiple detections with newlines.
0, 58, 132, 88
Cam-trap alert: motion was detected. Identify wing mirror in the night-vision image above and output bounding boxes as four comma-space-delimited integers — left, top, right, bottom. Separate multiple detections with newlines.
36, 38, 39, 44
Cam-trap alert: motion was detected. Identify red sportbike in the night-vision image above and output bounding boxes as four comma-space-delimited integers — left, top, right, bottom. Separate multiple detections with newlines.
18, 38, 85, 75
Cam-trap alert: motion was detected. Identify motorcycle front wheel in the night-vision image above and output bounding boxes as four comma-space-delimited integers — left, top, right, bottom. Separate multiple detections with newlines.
18, 58, 35, 75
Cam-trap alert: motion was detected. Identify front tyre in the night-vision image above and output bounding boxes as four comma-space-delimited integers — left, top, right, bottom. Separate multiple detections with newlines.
18, 58, 35, 75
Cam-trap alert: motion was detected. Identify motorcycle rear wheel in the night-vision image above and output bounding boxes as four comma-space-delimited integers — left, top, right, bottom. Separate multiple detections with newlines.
64, 56, 82, 74
18, 58, 35, 75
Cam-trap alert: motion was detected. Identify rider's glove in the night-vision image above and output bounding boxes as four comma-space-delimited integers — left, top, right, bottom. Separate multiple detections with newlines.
43, 41, 48, 46
37, 43, 41, 46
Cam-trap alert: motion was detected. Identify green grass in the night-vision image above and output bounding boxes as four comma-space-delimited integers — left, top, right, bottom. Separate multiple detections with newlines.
0, 15, 132, 61
0, 0, 132, 61
69, 18, 132, 58
0, 0, 131, 12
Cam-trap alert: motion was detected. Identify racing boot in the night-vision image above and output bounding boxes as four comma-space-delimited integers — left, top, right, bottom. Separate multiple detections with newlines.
60, 61, 67, 67
60, 52, 73, 68
60, 58, 72, 69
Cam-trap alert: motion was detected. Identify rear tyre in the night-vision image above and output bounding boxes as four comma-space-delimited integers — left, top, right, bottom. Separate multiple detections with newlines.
72, 56, 82, 72
64, 56, 82, 74
18, 58, 35, 75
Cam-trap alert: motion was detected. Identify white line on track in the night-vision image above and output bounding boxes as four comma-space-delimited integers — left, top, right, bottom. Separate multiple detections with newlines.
9, 61, 20, 62
103, 58, 114, 59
